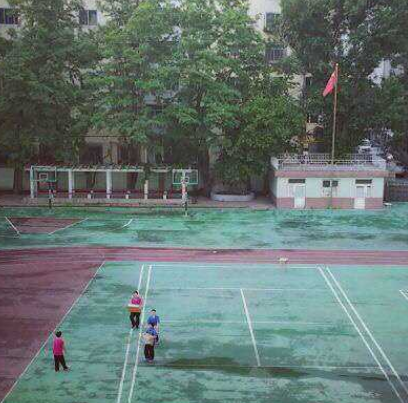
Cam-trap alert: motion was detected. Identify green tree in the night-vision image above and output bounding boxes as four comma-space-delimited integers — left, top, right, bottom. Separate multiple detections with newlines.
164, 0, 303, 193
162, 0, 239, 192
213, 0, 303, 192
215, 78, 303, 192
281, 0, 401, 155
371, 0, 408, 163
0, 0, 97, 192
90, 0, 178, 164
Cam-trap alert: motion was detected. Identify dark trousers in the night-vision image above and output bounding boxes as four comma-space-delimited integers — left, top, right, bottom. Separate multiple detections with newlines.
144, 344, 155, 361
130, 312, 141, 328
54, 355, 68, 371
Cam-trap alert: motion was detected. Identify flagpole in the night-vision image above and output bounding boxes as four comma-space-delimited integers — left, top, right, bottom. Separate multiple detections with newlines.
331, 63, 339, 165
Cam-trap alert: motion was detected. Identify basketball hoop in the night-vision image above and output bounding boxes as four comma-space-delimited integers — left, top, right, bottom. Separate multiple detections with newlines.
172, 169, 199, 186
30, 166, 58, 207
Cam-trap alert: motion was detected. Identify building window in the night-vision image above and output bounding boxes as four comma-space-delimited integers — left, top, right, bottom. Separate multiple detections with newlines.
80, 144, 103, 164
322, 180, 339, 196
264, 13, 280, 32
356, 179, 372, 185
0, 8, 19, 25
79, 9, 97, 26
288, 179, 305, 184
265, 45, 286, 63
323, 180, 338, 188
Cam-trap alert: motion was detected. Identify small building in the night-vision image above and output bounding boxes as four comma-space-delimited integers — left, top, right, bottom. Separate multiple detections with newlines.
270, 154, 389, 209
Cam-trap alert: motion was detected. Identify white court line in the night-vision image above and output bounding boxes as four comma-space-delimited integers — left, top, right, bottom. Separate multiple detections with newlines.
122, 219, 133, 228
143, 362, 382, 371
240, 288, 261, 367
116, 265, 145, 403
128, 265, 152, 403
326, 266, 408, 398
399, 290, 408, 302
318, 267, 405, 403
244, 287, 325, 292
49, 218, 88, 235
161, 319, 350, 327
0, 260, 106, 403
5, 217, 20, 235
149, 286, 326, 292
152, 264, 318, 270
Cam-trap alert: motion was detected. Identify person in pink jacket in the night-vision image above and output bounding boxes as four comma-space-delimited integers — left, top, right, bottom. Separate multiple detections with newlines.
129, 290, 143, 329
53, 331, 69, 372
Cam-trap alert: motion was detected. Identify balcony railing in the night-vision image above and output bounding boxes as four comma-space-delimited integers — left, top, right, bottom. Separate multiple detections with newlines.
271, 154, 387, 171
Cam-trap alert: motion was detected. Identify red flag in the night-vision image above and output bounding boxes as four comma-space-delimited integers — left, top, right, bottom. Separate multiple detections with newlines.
323, 69, 338, 97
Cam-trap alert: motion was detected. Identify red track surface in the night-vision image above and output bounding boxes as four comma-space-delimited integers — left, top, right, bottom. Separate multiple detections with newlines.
1, 245, 408, 402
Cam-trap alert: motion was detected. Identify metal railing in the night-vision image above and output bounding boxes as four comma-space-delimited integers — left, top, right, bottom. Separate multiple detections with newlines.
271, 154, 387, 171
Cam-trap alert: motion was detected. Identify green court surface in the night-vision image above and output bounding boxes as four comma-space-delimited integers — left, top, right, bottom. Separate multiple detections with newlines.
1, 204, 408, 250
5, 262, 408, 403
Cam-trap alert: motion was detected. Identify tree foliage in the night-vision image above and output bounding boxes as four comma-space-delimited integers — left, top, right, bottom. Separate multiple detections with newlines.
165, 0, 303, 191
0, 0, 305, 193
0, 0, 97, 190
90, 0, 178, 156
281, 0, 408, 155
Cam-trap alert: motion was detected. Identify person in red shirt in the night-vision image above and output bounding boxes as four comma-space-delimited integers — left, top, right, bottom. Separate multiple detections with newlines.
129, 290, 143, 329
53, 331, 69, 372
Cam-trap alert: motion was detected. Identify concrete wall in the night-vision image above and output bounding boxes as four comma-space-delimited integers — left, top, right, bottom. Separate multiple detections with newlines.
269, 175, 385, 209
277, 177, 385, 199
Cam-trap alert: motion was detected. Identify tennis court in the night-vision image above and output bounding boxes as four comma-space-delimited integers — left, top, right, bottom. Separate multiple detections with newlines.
3, 260, 408, 403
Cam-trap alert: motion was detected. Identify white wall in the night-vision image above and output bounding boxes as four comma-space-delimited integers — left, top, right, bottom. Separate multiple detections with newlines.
275, 176, 385, 199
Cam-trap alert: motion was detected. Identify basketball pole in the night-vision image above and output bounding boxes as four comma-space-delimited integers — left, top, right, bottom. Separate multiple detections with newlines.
182, 179, 188, 216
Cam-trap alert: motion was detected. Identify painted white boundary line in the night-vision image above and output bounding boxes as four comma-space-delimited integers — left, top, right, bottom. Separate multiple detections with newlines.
59, 319, 348, 329
127, 265, 152, 403
164, 319, 349, 327
326, 266, 408, 398
152, 264, 318, 270
149, 286, 326, 292
399, 290, 408, 302
49, 218, 88, 235
0, 260, 106, 403
240, 288, 261, 367
142, 362, 382, 371
65, 287, 327, 294
122, 219, 133, 229
318, 267, 405, 403
116, 265, 145, 403
5, 217, 19, 235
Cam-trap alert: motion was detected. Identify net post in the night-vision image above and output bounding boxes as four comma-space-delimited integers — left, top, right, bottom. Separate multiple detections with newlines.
68, 169, 74, 199
106, 170, 112, 199
144, 180, 149, 200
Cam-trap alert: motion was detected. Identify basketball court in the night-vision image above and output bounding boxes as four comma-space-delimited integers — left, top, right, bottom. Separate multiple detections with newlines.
1, 206, 408, 403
